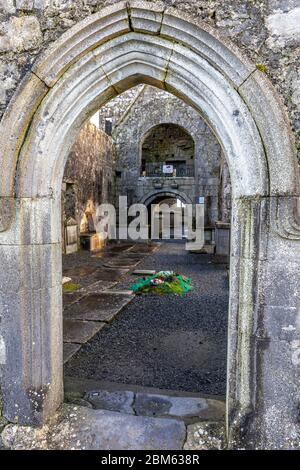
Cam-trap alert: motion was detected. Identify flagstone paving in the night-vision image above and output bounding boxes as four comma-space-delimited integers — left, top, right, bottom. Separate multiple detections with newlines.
62, 243, 158, 363
63, 319, 106, 344
64, 292, 134, 323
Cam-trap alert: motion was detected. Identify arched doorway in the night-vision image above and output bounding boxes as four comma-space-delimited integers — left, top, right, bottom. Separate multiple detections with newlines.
141, 189, 192, 240
0, 2, 299, 448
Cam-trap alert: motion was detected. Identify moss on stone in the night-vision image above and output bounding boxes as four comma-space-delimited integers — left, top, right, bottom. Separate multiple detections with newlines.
256, 63, 267, 74
63, 282, 81, 293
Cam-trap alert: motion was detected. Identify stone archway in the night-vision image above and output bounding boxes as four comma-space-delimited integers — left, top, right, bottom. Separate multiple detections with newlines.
0, 1, 299, 449
140, 189, 192, 207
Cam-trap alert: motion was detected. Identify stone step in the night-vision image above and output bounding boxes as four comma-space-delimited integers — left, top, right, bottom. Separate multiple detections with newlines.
1, 404, 186, 450
65, 382, 225, 425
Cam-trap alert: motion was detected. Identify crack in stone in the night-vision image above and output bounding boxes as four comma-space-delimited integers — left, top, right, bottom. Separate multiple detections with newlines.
126, 2, 133, 32
158, 7, 167, 36
163, 40, 176, 88
31, 70, 50, 90
98, 61, 119, 97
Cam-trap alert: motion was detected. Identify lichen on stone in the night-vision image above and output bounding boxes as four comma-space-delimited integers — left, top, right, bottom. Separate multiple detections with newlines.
256, 63, 267, 74
63, 282, 81, 293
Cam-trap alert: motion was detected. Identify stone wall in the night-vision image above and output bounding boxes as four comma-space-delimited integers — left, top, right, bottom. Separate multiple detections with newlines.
62, 120, 116, 252
0, 1, 299, 164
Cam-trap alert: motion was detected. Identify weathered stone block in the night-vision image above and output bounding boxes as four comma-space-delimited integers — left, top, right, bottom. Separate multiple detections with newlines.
0, 243, 61, 294
255, 305, 300, 342
16, 0, 34, 10
64, 292, 134, 322
184, 421, 225, 450
1, 405, 186, 450
130, 0, 165, 34
165, 43, 268, 199
63, 319, 105, 344
85, 390, 135, 414
0, 73, 48, 199
265, 7, 300, 50
0, 16, 42, 53
0, 0, 15, 14
135, 393, 225, 421
0, 197, 15, 232
33, 2, 130, 86
161, 6, 255, 87
63, 343, 81, 364
262, 258, 300, 308
1, 284, 63, 425
230, 197, 269, 261
95, 33, 172, 93
245, 338, 300, 449
239, 70, 299, 197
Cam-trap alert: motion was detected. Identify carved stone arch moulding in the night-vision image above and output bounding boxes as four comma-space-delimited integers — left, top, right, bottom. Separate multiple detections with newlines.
0, 1, 299, 449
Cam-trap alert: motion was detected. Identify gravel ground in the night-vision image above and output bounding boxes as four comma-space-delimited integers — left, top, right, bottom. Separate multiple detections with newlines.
65, 241, 229, 395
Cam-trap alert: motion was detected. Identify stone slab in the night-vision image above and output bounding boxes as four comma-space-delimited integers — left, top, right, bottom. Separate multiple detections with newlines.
184, 421, 225, 450
64, 292, 134, 322
63, 265, 97, 279
63, 319, 106, 344
129, 244, 157, 253
103, 257, 141, 268
85, 268, 129, 282
108, 244, 134, 252
132, 270, 156, 275
63, 343, 81, 364
92, 252, 119, 258
135, 393, 225, 421
106, 290, 134, 295
63, 291, 86, 307
79, 280, 118, 293
85, 390, 135, 414
1, 405, 186, 450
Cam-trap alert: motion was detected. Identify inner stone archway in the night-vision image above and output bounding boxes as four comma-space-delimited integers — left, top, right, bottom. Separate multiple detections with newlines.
0, 2, 299, 449
141, 123, 195, 177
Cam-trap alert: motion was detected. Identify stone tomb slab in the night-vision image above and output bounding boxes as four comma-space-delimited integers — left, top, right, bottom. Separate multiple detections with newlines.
184, 422, 225, 450
132, 270, 156, 276
78, 280, 118, 294
108, 244, 134, 253
129, 244, 158, 253
63, 319, 105, 343
63, 343, 81, 363
64, 292, 134, 322
63, 291, 86, 307
63, 265, 97, 279
85, 390, 135, 414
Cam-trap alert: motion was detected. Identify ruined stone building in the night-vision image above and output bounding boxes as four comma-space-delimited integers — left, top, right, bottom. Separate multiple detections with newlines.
98, 85, 232, 226
63, 85, 232, 253
0, 0, 300, 451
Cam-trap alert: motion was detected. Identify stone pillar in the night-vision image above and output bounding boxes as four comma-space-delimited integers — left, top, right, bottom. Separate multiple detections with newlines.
0, 196, 63, 425
227, 196, 300, 449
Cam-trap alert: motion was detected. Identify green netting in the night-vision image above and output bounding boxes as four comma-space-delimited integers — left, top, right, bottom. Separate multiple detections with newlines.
131, 271, 193, 296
